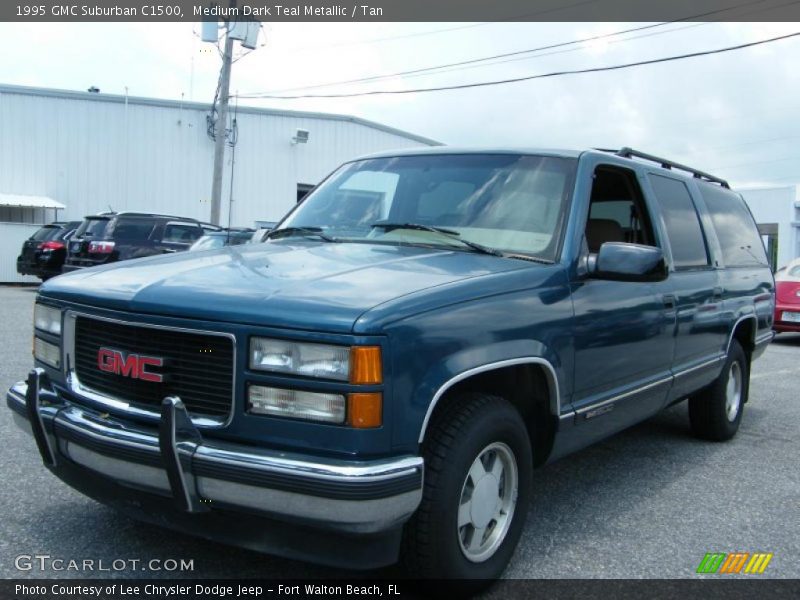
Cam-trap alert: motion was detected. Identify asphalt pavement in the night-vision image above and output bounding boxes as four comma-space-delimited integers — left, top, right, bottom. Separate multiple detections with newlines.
1, 285, 797, 580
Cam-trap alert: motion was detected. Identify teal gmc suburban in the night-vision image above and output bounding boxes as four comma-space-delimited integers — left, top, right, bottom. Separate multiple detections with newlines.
8, 147, 774, 579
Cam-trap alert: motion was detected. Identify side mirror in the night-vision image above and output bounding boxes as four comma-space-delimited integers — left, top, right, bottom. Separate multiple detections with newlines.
588, 242, 667, 282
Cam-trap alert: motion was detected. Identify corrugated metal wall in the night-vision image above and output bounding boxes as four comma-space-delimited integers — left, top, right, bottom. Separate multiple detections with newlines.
0, 85, 435, 281
0, 223, 41, 283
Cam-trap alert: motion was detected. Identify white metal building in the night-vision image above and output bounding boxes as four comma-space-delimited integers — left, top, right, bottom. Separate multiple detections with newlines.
741, 185, 800, 271
0, 83, 439, 282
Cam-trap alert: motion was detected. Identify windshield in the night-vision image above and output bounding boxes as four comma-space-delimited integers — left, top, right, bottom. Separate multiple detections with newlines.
278, 154, 576, 260
777, 262, 800, 280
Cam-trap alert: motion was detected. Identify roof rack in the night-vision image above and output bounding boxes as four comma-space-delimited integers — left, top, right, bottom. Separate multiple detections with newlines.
597, 147, 730, 188
86, 211, 202, 221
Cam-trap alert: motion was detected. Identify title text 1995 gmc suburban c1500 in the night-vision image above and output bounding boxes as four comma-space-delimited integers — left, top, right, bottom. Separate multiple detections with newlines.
7, 147, 775, 580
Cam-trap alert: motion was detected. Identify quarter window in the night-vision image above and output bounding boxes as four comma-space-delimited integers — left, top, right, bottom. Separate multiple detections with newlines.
699, 185, 768, 267
110, 218, 157, 241
648, 175, 709, 269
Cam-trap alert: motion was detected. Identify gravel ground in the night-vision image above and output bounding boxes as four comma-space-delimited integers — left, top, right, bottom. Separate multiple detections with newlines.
1, 285, 797, 580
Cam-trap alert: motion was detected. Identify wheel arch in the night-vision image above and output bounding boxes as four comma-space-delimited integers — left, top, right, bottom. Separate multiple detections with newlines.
728, 313, 758, 356
417, 357, 561, 466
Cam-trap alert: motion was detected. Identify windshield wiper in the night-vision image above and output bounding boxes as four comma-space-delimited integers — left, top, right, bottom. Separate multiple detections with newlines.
370, 222, 503, 257
266, 227, 338, 243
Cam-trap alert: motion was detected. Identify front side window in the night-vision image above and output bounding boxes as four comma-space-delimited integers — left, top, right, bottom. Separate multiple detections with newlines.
278, 154, 577, 260
585, 166, 657, 253
648, 174, 709, 269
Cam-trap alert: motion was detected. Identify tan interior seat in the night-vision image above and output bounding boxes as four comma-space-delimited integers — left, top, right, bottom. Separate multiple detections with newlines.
586, 218, 625, 253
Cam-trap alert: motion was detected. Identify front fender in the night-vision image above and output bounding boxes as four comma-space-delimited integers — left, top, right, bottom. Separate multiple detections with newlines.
381, 276, 574, 454
413, 341, 563, 445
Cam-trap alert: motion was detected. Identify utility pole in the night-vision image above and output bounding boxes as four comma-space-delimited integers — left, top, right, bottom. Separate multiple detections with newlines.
209, 14, 235, 225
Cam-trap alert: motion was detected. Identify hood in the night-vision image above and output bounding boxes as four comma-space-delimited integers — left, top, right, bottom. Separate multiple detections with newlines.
41, 242, 530, 333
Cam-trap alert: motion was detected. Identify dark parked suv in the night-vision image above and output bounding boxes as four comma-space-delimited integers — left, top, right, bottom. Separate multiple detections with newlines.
16, 221, 82, 281
8, 148, 774, 580
63, 212, 205, 271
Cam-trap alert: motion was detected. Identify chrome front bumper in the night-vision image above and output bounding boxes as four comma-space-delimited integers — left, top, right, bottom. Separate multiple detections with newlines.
8, 370, 423, 535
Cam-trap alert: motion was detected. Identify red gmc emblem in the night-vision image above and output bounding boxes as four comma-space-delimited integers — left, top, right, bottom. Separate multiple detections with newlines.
97, 347, 164, 383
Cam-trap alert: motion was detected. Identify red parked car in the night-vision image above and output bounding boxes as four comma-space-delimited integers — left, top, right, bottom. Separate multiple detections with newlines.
774, 258, 800, 333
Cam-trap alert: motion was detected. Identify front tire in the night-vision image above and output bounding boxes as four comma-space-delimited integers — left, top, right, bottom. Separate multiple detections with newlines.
403, 393, 532, 580
689, 339, 749, 441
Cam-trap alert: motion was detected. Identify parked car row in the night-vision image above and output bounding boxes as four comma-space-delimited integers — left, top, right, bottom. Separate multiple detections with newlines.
17, 212, 273, 281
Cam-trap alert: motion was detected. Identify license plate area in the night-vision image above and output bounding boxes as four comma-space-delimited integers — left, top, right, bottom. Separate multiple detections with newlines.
781, 311, 800, 323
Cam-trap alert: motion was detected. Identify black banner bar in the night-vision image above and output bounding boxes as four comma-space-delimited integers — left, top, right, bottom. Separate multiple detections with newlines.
3, 579, 800, 600
4, 0, 800, 22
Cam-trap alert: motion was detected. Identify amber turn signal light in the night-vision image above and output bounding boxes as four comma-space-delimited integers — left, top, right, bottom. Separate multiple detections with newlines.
348, 393, 382, 428
349, 346, 382, 384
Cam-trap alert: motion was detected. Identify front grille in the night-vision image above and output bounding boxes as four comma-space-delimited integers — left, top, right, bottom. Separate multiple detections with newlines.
73, 316, 234, 418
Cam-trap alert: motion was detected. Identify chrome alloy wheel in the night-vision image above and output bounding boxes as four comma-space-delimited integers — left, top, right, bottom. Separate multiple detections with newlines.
725, 361, 743, 422
457, 442, 519, 563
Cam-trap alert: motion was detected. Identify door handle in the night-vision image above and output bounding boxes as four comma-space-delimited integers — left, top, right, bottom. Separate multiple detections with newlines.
662, 294, 676, 309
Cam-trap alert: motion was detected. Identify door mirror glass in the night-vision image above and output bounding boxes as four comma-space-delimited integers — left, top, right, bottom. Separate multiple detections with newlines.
589, 242, 667, 282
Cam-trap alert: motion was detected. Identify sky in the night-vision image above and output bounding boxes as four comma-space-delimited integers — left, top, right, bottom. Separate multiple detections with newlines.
0, 18, 798, 187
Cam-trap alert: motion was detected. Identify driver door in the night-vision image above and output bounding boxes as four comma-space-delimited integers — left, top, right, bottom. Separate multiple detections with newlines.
569, 163, 676, 441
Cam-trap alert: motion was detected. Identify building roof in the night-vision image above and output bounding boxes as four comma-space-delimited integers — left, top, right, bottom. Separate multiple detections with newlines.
0, 82, 441, 146
0, 192, 65, 210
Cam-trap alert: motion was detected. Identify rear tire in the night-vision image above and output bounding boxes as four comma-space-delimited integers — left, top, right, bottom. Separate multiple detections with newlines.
402, 393, 532, 580
689, 340, 748, 441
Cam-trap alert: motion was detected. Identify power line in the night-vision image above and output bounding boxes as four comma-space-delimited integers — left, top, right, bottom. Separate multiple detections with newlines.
406, 0, 800, 84
285, 22, 493, 51
248, 0, 784, 95
236, 31, 800, 100
264, 22, 678, 94
382, 21, 711, 85
283, 0, 605, 51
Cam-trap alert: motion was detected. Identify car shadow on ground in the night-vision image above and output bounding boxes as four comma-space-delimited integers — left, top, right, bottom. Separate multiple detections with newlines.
772, 332, 800, 346
29, 401, 733, 580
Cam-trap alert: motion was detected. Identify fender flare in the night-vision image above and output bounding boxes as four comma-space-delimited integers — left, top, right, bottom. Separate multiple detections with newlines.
417, 356, 561, 444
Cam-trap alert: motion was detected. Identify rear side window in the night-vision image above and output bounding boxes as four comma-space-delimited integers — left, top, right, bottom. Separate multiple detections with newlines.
648, 175, 709, 269
109, 218, 158, 241
163, 223, 203, 243
699, 185, 768, 267
75, 218, 110, 238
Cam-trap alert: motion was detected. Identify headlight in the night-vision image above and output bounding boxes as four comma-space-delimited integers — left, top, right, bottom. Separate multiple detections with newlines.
34, 337, 61, 368
250, 338, 351, 380
249, 338, 382, 383
248, 385, 345, 424
34, 303, 62, 335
